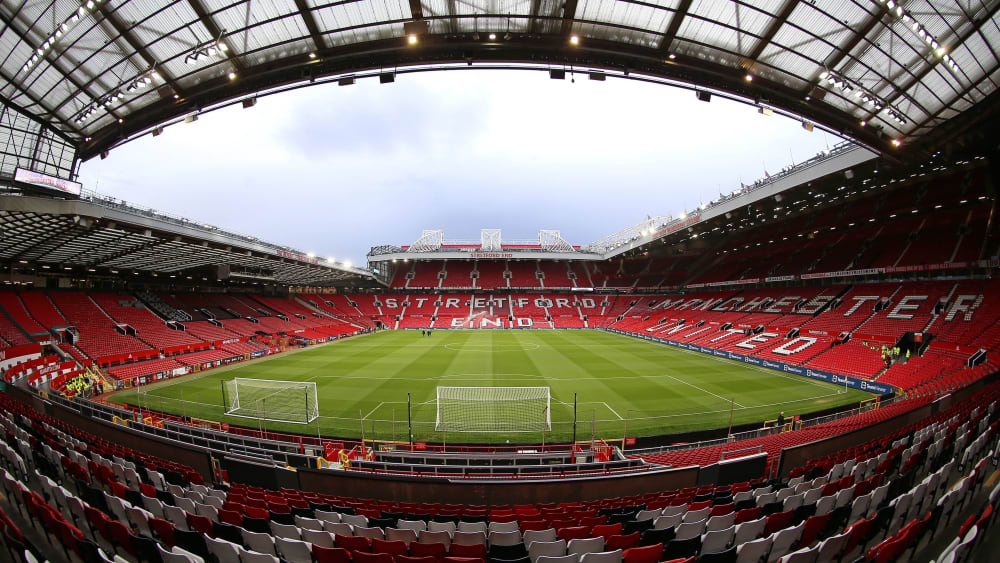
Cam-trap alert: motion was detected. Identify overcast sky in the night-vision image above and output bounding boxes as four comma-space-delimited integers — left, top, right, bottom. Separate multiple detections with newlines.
79, 69, 840, 267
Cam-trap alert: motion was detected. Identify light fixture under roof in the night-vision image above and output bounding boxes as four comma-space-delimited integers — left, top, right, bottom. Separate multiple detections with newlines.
21, 0, 104, 76
185, 33, 230, 65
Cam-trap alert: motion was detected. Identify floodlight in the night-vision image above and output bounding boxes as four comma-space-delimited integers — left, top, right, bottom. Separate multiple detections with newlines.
344, 261, 352, 268
569, 35, 579, 45
228, 71, 237, 80
745, 74, 753, 82
408, 34, 418, 44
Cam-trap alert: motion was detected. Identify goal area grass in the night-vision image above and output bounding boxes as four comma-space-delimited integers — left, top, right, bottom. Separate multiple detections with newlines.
107, 329, 872, 443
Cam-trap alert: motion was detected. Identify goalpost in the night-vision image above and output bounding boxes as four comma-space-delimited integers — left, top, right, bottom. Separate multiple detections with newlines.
222, 378, 319, 424
435, 386, 551, 433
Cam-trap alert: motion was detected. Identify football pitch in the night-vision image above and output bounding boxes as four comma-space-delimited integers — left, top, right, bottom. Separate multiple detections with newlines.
108, 330, 872, 443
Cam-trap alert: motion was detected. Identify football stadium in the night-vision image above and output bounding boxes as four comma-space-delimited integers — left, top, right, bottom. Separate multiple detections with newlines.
2, 0, 1000, 562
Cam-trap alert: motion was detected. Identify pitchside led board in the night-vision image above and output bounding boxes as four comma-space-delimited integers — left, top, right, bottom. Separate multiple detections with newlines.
14, 168, 82, 198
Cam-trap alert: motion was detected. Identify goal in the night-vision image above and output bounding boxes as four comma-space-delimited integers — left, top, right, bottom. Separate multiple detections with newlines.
222, 378, 319, 424
435, 387, 551, 433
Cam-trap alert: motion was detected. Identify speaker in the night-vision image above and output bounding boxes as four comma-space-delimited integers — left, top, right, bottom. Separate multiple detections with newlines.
549, 69, 565, 80
696, 91, 711, 102
379, 73, 395, 84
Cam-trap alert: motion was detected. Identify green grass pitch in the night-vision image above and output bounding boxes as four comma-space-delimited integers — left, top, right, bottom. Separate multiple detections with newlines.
108, 330, 872, 443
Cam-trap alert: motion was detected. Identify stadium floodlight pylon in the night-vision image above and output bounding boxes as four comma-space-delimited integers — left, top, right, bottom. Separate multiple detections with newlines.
223, 378, 318, 424
435, 386, 551, 432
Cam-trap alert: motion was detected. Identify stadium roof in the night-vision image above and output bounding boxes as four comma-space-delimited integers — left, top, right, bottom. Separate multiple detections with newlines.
2, 0, 999, 170
0, 192, 377, 286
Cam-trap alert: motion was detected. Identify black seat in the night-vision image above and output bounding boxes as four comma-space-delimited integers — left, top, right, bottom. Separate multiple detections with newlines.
77, 539, 106, 563
292, 506, 315, 519
460, 514, 488, 523
697, 545, 737, 563
623, 519, 655, 535
173, 529, 209, 558
488, 543, 528, 561
381, 511, 405, 523
609, 511, 638, 525
270, 511, 295, 525
640, 527, 675, 547
213, 521, 244, 545
131, 534, 163, 563
242, 516, 270, 534
407, 513, 431, 522
760, 501, 784, 517
490, 557, 531, 563
369, 517, 396, 529
663, 536, 701, 561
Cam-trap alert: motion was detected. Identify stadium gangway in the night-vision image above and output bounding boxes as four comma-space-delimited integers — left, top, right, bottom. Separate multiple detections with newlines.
719, 445, 764, 461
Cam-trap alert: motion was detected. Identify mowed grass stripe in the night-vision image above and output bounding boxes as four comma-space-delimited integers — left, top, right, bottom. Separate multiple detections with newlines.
108, 330, 871, 442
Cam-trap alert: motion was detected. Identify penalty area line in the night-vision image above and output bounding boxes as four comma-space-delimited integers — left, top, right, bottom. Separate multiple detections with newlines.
665, 375, 746, 408
575, 401, 625, 421
603, 402, 624, 421
363, 402, 385, 420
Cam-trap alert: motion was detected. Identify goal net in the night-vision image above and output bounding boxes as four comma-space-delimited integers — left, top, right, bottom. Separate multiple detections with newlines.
436, 387, 551, 433
222, 378, 319, 424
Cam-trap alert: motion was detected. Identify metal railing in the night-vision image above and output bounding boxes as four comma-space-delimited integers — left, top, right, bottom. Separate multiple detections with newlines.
628, 393, 906, 459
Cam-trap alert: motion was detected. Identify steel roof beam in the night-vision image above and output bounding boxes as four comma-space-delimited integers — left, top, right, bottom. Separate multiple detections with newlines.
881, 1, 1000, 113
808, 10, 885, 92
0, 9, 123, 125
407, 0, 424, 19
93, 4, 187, 98
659, 0, 694, 53
0, 78, 79, 138
745, 0, 798, 63
293, 0, 328, 51
913, 59, 1000, 132
529, 0, 541, 34
186, 0, 245, 73
561, 0, 579, 36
